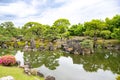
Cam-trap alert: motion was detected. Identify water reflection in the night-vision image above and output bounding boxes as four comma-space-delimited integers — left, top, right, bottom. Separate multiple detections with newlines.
38, 57, 117, 80
0, 49, 120, 80
22, 49, 120, 80
65, 49, 120, 74
15, 51, 24, 66
24, 51, 62, 70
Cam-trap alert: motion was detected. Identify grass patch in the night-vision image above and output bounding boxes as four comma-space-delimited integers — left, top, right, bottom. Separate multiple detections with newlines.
116, 75, 120, 80
97, 39, 120, 45
0, 66, 44, 80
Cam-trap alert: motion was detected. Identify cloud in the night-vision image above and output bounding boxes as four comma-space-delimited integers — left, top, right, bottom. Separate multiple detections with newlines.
0, 0, 16, 3
37, 0, 120, 25
0, 1, 38, 18
0, 0, 120, 27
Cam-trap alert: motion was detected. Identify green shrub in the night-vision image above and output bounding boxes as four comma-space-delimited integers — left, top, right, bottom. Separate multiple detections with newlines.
80, 39, 93, 49
17, 41, 25, 47
100, 30, 111, 39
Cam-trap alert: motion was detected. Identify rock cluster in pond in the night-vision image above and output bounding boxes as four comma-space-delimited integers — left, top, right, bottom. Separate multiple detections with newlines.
23, 39, 55, 51
1, 38, 120, 53
22, 39, 94, 55
61, 40, 93, 55
23, 39, 37, 51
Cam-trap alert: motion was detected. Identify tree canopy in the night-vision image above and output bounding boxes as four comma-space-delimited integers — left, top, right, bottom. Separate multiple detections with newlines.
0, 15, 120, 41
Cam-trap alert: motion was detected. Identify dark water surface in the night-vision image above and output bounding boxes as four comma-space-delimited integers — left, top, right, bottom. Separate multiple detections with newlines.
0, 49, 120, 80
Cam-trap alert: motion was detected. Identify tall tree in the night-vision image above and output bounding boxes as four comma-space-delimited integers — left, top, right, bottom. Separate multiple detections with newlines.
84, 19, 106, 48
84, 19, 106, 36
53, 18, 70, 34
22, 22, 45, 39
0, 21, 19, 37
44, 26, 59, 41
106, 15, 120, 40
69, 23, 85, 36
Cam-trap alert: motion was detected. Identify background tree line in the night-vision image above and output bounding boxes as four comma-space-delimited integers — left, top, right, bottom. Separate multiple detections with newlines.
0, 15, 120, 42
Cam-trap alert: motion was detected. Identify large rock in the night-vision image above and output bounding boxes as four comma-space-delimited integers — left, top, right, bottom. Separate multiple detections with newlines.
82, 48, 92, 55
38, 45, 45, 51
0, 76, 14, 80
115, 45, 120, 50
24, 67, 31, 75
48, 42, 54, 51
73, 43, 83, 54
30, 39, 36, 49
13, 41, 19, 48
62, 40, 83, 54
24, 61, 31, 68
24, 64, 31, 75
23, 61, 31, 75
37, 71, 44, 77
30, 68, 38, 76
1, 43, 8, 49
29, 68, 44, 77
23, 45, 30, 51
45, 76, 55, 80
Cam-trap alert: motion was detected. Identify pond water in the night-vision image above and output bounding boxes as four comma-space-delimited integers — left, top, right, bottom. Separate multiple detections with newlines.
0, 49, 120, 80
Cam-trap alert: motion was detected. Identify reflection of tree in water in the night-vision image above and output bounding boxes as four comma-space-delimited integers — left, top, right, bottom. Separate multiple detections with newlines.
65, 49, 120, 74
24, 51, 61, 70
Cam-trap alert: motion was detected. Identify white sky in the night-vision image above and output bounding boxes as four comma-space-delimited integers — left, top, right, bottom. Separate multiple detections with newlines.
0, 0, 120, 27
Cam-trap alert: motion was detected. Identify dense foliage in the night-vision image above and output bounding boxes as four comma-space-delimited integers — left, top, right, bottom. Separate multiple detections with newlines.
0, 15, 120, 41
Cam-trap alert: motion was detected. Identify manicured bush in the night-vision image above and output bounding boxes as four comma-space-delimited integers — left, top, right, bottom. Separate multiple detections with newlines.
80, 39, 93, 49
1, 55, 16, 66
100, 30, 111, 39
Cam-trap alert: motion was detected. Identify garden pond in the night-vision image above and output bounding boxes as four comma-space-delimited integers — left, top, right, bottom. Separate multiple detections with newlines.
0, 49, 120, 80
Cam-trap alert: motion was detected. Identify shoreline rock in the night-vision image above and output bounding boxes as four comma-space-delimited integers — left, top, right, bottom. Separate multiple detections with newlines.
0, 76, 14, 80
45, 76, 55, 80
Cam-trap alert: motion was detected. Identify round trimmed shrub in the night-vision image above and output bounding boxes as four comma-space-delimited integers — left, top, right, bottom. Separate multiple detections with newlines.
1, 55, 16, 66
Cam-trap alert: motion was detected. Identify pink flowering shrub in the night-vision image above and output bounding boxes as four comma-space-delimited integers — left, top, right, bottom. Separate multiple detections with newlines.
1, 55, 16, 66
